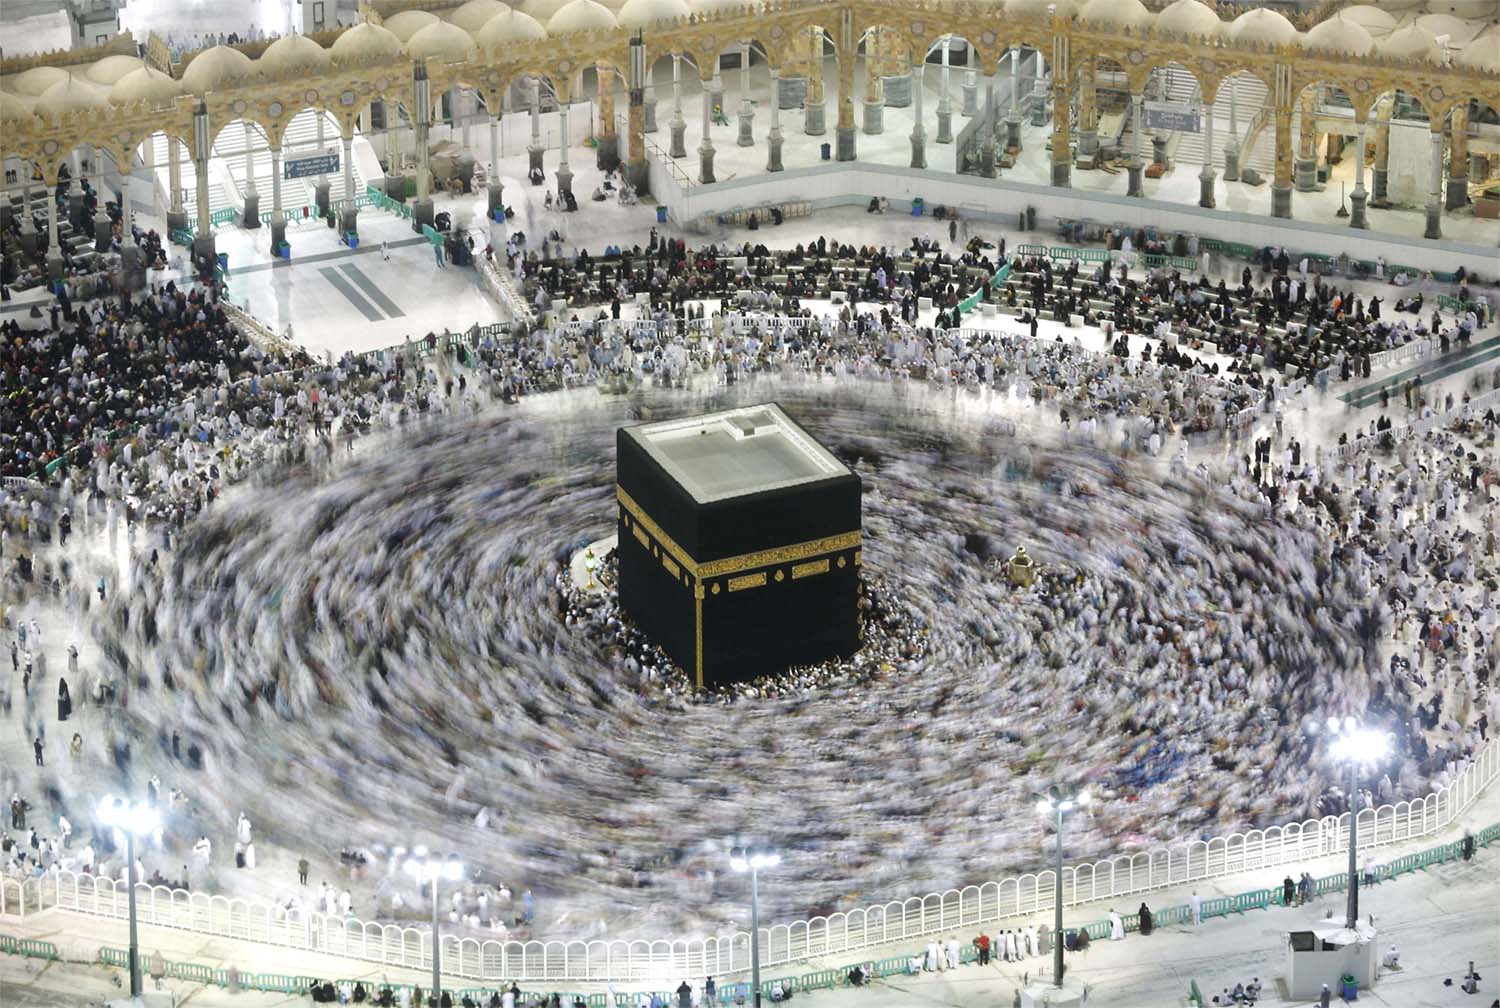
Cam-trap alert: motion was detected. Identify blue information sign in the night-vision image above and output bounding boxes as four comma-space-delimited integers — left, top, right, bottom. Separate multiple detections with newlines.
284, 152, 340, 179
1144, 101, 1200, 133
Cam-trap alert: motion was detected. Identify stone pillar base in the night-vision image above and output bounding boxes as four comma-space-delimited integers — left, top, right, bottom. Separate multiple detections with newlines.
836, 126, 856, 162
980, 142, 996, 179
961, 84, 977, 117
863, 101, 882, 135
737, 109, 754, 147
19, 228, 38, 257
1271, 184, 1292, 219
271, 219, 287, 251
670, 118, 687, 157
1152, 136, 1168, 169
1424, 204, 1441, 240
47, 253, 66, 281
167, 210, 187, 233
1349, 190, 1368, 229
1051, 159, 1070, 188
1371, 167, 1388, 204
936, 108, 953, 144
411, 198, 434, 234
911, 134, 926, 170
1223, 149, 1239, 183
699, 146, 716, 183
529, 145, 545, 175
69, 194, 86, 230
1294, 157, 1316, 192
1078, 130, 1098, 157
1127, 163, 1143, 197
1446, 176, 1468, 210
339, 207, 358, 235
645, 99, 658, 134
383, 175, 407, 202
314, 182, 331, 218
597, 134, 620, 171
1006, 117, 1021, 150
242, 193, 261, 229
627, 160, 650, 196
94, 215, 113, 250
120, 244, 147, 290
1198, 172, 1215, 208
767, 132, 784, 173
556, 167, 574, 202
487, 183, 505, 217
804, 102, 826, 136
191, 233, 217, 265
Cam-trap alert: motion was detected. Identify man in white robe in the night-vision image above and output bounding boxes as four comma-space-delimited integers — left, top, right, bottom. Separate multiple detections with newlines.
1109, 910, 1125, 940
1004, 929, 1019, 962
1190, 891, 1202, 926
925, 939, 939, 971
945, 936, 960, 970
1026, 925, 1040, 958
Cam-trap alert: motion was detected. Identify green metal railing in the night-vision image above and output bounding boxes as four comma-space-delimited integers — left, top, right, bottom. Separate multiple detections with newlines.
169, 227, 194, 246
209, 207, 238, 227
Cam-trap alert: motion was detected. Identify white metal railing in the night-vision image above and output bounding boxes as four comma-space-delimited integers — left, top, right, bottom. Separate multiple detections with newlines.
11, 740, 1494, 982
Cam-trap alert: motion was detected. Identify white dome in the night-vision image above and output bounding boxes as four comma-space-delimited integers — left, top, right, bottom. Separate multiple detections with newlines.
618, 0, 687, 25
1006, 0, 1080, 18
520, 0, 572, 21
478, 9, 548, 48
1155, 0, 1221, 38
36, 76, 111, 117
448, 0, 510, 33
260, 33, 331, 73
181, 45, 257, 92
8, 65, 70, 96
383, 10, 439, 41
1456, 32, 1500, 70
1228, 8, 1299, 46
547, 0, 617, 32
86, 54, 145, 85
109, 66, 184, 106
1378, 22, 1442, 60
1337, 5, 1399, 36
332, 22, 404, 59
1302, 13, 1377, 55
406, 20, 479, 62
0, 90, 37, 119
1080, 0, 1151, 29
1414, 13, 1480, 45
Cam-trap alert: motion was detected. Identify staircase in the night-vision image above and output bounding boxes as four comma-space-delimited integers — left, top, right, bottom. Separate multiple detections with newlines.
1156, 64, 1202, 167
1218, 75, 1275, 176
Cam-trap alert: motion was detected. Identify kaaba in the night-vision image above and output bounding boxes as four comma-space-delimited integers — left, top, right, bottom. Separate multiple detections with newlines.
616, 404, 862, 688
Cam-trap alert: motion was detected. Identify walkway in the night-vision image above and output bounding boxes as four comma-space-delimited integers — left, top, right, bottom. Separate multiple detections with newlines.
1340, 334, 1500, 409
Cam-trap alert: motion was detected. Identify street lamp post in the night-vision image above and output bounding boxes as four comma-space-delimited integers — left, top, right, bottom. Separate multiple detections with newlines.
405, 848, 464, 1006
1324, 717, 1391, 929
1036, 787, 1090, 988
729, 848, 779, 1008
97, 796, 160, 999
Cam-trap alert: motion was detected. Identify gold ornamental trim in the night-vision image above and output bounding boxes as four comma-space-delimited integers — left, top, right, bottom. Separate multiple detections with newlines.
617, 486, 698, 578
791, 558, 830, 580
727, 572, 769, 592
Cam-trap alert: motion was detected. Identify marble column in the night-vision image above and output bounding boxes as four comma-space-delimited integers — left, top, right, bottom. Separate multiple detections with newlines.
529, 78, 545, 176
1224, 77, 1239, 182
167, 137, 187, 233
669, 54, 687, 158
737, 43, 754, 147
1077, 63, 1097, 157
765, 67, 784, 171
1349, 117, 1368, 230
314, 110, 330, 217
556, 100, 574, 202
1371, 114, 1390, 206
979, 82, 996, 178
270, 146, 286, 251
910, 60, 926, 170
92, 145, 112, 249
936, 38, 952, 145
412, 67, 434, 234
1294, 100, 1317, 192
461, 88, 472, 152
1198, 99, 1215, 208
19, 175, 37, 257
1424, 125, 1442, 240
1006, 47, 1021, 150
597, 66, 620, 170
836, 44, 856, 160
804, 28, 826, 136
961, 69, 977, 117
488, 114, 504, 217
1447, 105, 1469, 210
1127, 92, 1144, 197
241, 123, 260, 228
862, 32, 883, 135
46, 183, 63, 280
118, 165, 144, 288
67, 150, 85, 229
191, 102, 217, 263
1271, 105, 1293, 219
339, 132, 357, 234
700, 82, 716, 182
1049, 79, 1070, 187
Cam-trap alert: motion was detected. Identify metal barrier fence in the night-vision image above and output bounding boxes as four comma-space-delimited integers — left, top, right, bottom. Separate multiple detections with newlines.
11, 741, 1493, 983
21, 818, 1497, 1001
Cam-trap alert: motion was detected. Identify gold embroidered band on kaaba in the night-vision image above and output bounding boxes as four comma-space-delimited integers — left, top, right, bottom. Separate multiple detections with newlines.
617, 486, 860, 581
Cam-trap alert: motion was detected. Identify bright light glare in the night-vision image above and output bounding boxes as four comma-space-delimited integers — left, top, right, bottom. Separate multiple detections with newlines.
749, 853, 780, 869
404, 851, 463, 881
729, 856, 749, 873
444, 856, 464, 881
1076, 789, 1091, 807
96, 796, 159, 835
1036, 799, 1054, 815
1329, 728, 1390, 765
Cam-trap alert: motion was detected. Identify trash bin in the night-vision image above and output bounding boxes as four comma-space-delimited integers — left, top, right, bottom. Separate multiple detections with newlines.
345, 234, 359, 249
656, 205, 668, 223
820, 142, 831, 160
1340, 974, 1358, 1000
911, 197, 924, 216
493, 208, 506, 222
216, 252, 228, 271
278, 243, 291, 260
1025, 205, 1036, 231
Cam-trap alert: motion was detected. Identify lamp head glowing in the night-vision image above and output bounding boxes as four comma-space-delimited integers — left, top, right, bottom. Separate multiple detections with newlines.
1036, 798, 1054, 816
1329, 727, 1391, 765
96, 796, 159, 835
